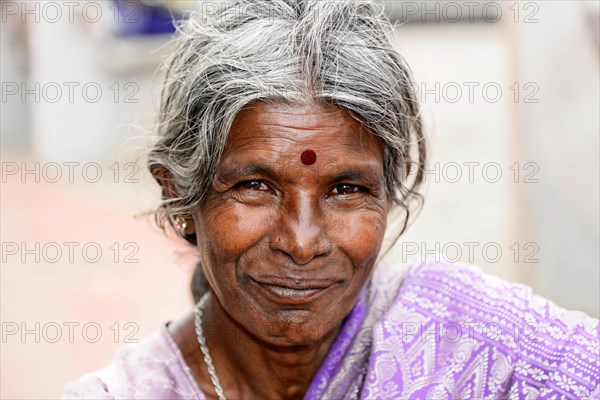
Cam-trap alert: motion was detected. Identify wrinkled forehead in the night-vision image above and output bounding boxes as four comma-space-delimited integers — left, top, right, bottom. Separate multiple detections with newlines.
222, 101, 384, 159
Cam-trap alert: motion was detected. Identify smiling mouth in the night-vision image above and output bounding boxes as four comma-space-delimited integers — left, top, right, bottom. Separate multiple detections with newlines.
249, 277, 339, 305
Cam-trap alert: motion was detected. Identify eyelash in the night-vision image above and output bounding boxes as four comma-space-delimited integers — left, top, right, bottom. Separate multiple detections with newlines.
235, 180, 270, 192
330, 183, 364, 196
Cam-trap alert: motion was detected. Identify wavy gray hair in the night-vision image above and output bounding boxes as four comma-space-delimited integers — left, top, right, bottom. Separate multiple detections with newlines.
148, 0, 427, 297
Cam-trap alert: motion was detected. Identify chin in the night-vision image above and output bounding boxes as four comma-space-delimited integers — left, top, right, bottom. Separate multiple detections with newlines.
249, 313, 341, 348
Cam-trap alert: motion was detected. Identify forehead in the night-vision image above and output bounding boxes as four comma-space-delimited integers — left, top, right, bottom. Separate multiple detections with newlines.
223, 101, 383, 161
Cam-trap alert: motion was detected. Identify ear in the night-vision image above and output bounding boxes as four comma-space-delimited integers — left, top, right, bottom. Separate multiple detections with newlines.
151, 165, 179, 200
150, 165, 195, 236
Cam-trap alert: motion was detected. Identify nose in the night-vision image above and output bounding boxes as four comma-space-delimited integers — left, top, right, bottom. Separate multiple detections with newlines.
269, 192, 332, 265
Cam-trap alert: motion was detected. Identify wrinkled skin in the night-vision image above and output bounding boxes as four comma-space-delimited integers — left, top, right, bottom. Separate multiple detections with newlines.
160, 102, 390, 400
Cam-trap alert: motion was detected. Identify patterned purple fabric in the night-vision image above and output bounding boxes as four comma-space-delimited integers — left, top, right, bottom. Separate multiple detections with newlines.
63, 261, 600, 399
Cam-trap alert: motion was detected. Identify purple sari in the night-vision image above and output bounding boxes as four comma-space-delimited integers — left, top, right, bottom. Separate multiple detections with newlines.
63, 261, 600, 399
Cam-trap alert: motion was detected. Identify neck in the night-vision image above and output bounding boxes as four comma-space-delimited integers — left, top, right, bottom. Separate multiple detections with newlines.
203, 293, 340, 400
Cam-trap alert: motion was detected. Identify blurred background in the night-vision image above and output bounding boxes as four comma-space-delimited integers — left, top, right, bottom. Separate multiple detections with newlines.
1, 0, 598, 397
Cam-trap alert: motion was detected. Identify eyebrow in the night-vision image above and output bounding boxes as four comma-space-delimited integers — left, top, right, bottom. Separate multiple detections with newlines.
325, 168, 385, 188
217, 161, 384, 186
217, 163, 278, 182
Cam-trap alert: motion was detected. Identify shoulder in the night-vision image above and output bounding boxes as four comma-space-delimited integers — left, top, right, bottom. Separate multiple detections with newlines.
61, 324, 204, 399
397, 261, 598, 336
372, 260, 599, 399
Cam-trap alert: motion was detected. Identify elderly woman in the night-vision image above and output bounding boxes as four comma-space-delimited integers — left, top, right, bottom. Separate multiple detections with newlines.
63, 0, 599, 399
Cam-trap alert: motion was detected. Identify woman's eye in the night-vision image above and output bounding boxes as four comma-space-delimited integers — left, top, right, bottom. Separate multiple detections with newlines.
237, 180, 268, 191
331, 184, 361, 195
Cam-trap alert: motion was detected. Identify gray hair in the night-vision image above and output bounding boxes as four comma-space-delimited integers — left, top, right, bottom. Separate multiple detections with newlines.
148, 0, 426, 247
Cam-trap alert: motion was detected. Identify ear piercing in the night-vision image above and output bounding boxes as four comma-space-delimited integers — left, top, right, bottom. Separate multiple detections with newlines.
172, 215, 187, 234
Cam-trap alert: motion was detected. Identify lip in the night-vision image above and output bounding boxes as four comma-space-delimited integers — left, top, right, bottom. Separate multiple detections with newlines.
249, 276, 340, 305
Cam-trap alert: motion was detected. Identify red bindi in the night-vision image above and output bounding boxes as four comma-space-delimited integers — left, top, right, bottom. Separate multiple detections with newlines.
300, 149, 317, 165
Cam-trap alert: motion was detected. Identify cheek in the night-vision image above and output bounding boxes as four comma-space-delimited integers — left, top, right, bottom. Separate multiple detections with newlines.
328, 210, 386, 268
198, 201, 274, 265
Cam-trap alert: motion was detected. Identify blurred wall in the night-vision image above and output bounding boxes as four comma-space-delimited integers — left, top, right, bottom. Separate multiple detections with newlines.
383, 1, 599, 318
511, 1, 599, 316
1, 13, 30, 148
25, 6, 162, 163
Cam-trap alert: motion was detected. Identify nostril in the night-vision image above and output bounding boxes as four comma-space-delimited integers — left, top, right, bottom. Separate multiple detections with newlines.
269, 201, 331, 264
271, 237, 329, 266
